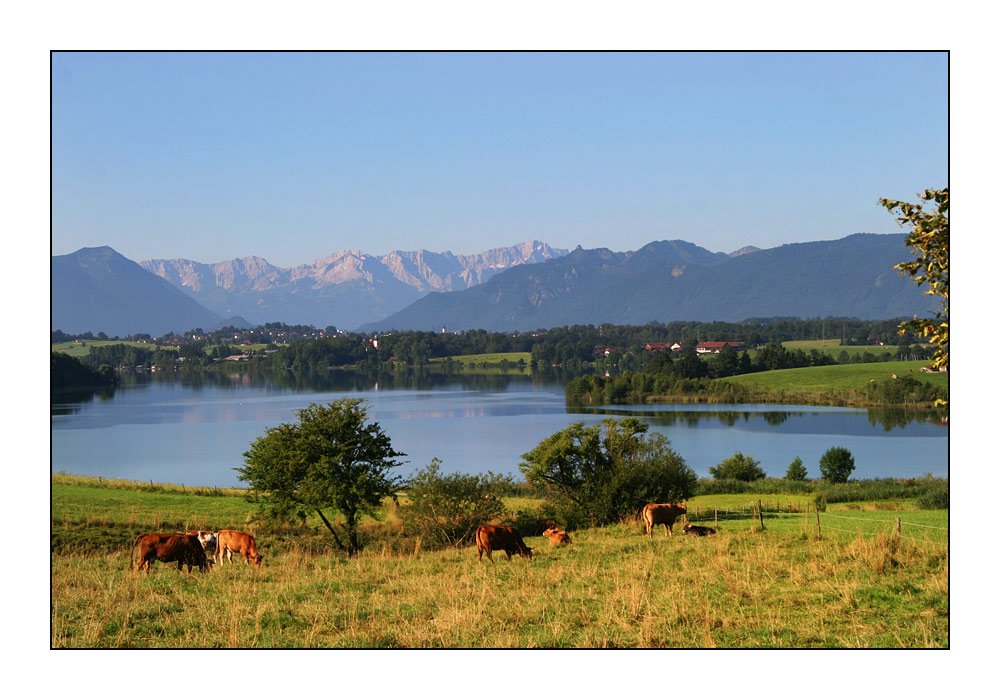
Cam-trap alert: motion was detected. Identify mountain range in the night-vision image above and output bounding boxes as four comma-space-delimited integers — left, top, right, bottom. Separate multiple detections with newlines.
139, 241, 568, 330
52, 246, 225, 337
358, 234, 931, 332
51, 234, 931, 337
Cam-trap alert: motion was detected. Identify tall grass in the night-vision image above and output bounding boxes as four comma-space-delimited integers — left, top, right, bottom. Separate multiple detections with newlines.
52, 476, 948, 648
51, 523, 947, 648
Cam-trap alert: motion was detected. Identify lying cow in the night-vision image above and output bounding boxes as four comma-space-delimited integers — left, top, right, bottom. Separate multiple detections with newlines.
215, 529, 263, 567
541, 527, 572, 546
475, 525, 533, 564
131, 533, 211, 573
186, 530, 217, 552
682, 522, 716, 536
641, 502, 687, 538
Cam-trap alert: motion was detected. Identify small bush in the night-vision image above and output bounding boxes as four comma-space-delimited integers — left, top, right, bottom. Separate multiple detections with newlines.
915, 485, 949, 510
710, 452, 766, 481
400, 459, 511, 548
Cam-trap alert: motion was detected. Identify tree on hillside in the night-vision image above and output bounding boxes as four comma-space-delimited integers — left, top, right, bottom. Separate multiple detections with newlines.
520, 417, 696, 528
879, 188, 948, 373
238, 399, 405, 556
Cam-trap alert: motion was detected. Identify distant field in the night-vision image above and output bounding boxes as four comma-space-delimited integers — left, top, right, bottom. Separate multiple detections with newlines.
429, 352, 531, 366
723, 360, 948, 393
52, 340, 270, 358
781, 340, 896, 356
51, 340, 165, 357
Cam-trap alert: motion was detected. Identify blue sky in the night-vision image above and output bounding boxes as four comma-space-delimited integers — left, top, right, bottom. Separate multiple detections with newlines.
52, 51, 947, 267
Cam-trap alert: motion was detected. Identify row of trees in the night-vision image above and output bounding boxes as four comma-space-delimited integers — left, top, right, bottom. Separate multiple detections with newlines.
709, 448, 855, 484
237, 399, 872, 555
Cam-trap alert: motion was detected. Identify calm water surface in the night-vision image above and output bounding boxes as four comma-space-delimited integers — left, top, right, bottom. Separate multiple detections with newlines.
51, 373, 948, 487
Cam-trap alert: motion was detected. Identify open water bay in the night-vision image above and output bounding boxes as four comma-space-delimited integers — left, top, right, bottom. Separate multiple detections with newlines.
51, 372, 948, 487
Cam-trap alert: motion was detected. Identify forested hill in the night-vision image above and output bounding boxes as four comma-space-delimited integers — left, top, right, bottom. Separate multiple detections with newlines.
358, 234, 931, 332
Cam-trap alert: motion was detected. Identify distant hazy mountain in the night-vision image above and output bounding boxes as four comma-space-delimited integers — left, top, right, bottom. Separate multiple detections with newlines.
52, 246, 223, 337
140, 241, 568, 330
358, 234, 932, 332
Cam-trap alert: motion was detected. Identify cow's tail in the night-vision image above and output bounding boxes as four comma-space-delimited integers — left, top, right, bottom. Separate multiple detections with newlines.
129, 533, 143, 572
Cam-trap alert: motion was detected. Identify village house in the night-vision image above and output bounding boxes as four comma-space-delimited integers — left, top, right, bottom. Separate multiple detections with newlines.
645, 342, 684, 353
695, 341, 744, 354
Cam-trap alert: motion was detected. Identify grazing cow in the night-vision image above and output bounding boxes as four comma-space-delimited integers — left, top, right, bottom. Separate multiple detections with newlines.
542, 527, 572, 546
131, 533, 211, 573
475, 525, 533, 564
682, 522, 716, 536
186, 530, 217, 552
215, 529, 263, 567
641, 503, 687, 538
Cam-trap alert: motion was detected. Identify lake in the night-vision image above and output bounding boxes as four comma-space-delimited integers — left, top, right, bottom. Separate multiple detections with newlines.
51, 371, 948, 487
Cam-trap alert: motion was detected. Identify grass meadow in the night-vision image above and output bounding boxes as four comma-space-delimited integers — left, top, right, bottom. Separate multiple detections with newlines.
428, 352, 532, 366
51, 475, 948, 648
721, 360, 948, 394
52, 340, 272, 358
780, 340, 897, 358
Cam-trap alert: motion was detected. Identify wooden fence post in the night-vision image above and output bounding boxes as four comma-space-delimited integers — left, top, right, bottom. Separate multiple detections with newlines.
714, 506, 718, 528
895, 517, 902, 538
757, 499, 765, 530
815, 509, 822, 539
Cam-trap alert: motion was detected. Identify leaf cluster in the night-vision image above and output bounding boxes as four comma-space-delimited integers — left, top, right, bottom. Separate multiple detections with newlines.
880, 188, 949, 372
519, 417, 697, 527
819, 446, 856, 484
709, 452, 767, 482
237, 399, 405, 553
401, 459, 511, 547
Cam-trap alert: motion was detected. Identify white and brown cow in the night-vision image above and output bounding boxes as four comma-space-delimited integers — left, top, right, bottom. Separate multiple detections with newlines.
186, 530, 217, 553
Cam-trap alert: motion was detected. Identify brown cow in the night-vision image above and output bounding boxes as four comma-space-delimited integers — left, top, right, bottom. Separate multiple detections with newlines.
682, 522, 716, 536
475, 525, 533, 563
541, 527, 572, 546
131, 533, 211, 573
641, 503, 687, 538
215, 529, 263, 567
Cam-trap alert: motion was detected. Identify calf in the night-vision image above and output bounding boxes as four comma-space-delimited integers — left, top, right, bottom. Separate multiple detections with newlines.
475, 525, 533, 564
682, 522, 716, 536
215, 529, 263, 567
641, 503, 687, 538
186, 530, 217, 552
541, 527, 572, 546
131, 533, 210, 573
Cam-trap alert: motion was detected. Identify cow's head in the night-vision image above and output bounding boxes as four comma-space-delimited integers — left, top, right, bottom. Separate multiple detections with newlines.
187, 530, 217, 550
251, 553, 264, 567
521, 546, 533, 560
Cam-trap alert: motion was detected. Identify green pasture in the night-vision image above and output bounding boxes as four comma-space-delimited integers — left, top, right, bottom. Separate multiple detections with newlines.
780, 340, 897, 357
51, 340, 169, 357
429, 352, 531, 366
52, 474, 947, 648
51, 340, 271, 359
722, 361, 948, 394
